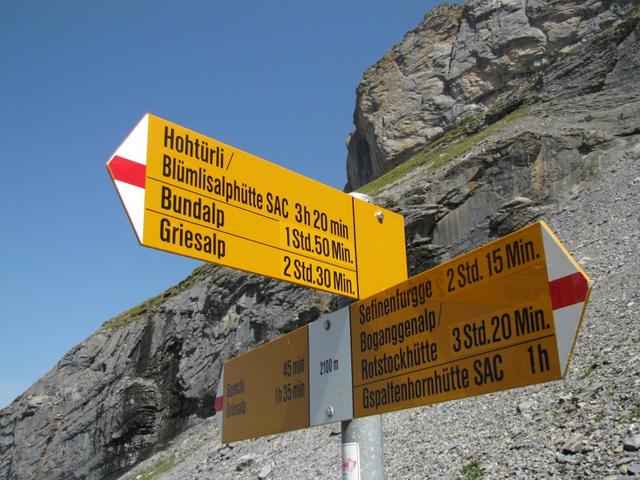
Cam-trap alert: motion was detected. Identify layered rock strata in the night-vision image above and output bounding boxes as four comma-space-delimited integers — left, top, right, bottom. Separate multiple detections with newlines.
346, 0, 638, 190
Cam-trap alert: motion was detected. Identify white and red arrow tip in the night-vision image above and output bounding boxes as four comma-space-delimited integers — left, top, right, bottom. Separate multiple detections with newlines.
542, 223, 592, 375
106, 115, 149, 243
107, 155, 146, 189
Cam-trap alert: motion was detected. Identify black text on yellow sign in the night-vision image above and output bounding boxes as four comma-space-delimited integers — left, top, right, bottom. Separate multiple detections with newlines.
222, 327, 309, 444
350, 222, 589, 418
218, 222, 591, 442
139, 114, 407, 298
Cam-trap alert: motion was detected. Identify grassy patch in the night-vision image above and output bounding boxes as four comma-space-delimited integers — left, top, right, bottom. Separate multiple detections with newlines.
629, 404, 640, 423
358, 105, 529, 196
460, 460, 484, 480
98, 264, 216, 332
131, 454, 179, 479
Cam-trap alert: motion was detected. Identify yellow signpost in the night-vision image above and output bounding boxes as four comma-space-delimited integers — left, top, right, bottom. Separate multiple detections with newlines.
350, 221, 591, 417
217, 222, 592, 442
107, 114, 406, 299
106, 115, 591, 452
222, 327, 310, 443
220, 308, 356, 443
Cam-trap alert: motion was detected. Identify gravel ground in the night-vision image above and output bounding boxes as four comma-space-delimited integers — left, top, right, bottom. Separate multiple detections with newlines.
119, 145, 640, 480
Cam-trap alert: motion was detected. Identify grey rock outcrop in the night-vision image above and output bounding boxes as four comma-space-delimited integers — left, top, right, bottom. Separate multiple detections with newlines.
0, 268, 332, 479
375, 6, 640, 275
346, 3, 464, 190
346, 0, 638, 190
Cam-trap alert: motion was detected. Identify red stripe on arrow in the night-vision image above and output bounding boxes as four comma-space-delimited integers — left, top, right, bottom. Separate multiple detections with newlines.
107, 155, 146, 189
549, 272, 589, 310
215, 395, 223, 413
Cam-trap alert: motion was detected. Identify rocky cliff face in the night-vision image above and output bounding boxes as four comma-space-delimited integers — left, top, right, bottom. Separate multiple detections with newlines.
1, 1, 639, 479
346, 0, 638, 190
0, 269, 332, 479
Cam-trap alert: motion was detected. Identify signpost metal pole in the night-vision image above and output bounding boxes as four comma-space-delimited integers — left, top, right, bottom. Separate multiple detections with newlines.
341, 412, 385, 480
340, 192, 385, 480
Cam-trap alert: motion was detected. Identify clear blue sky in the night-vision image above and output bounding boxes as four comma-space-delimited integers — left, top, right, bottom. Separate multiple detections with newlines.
0, 0, 445, 408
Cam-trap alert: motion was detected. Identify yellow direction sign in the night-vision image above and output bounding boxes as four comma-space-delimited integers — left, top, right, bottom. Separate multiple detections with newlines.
106, 114, 406, 298
216, 222, 591, 443
219, 309, 355, 443
222, 326, 310, 443
350, 221, 592, 417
